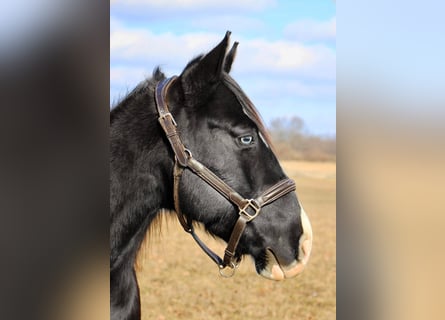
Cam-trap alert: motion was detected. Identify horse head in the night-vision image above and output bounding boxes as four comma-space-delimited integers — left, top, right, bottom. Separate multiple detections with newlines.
161, 32, 312, 280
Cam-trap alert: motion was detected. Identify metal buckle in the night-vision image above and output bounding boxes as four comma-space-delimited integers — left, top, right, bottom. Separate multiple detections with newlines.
239, 199, 261, 221
158, 112, 177, 126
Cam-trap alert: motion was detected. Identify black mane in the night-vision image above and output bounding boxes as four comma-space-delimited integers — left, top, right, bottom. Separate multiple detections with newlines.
110, 67, 166, 124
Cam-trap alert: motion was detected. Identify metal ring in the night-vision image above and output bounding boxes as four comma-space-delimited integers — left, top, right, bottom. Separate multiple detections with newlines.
218, 261, 238, 278
184, 148, 193, 159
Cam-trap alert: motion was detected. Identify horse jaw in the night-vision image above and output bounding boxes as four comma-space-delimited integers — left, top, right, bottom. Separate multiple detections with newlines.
260, 206, 313, 281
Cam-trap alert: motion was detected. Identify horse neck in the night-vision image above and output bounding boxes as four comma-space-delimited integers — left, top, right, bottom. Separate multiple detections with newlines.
110, 88, 175, 268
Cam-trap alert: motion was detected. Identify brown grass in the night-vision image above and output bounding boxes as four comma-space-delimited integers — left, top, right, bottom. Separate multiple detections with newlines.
136, 161, 336, 319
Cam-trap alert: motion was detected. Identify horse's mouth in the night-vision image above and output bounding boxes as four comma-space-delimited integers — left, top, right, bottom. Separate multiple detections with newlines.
258, 247, 305, 281
259, 207, 313, 281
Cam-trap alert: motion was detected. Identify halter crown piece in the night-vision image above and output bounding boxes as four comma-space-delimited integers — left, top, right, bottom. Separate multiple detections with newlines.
154, 77, 296, 277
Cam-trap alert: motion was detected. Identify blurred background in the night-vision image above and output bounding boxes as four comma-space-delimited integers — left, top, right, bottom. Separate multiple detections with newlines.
0, 1, 109, 320
111, 3, 336, 319
2, 0, 445, 319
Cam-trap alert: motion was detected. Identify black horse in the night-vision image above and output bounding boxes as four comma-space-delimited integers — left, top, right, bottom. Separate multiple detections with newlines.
110, 31, 312, 320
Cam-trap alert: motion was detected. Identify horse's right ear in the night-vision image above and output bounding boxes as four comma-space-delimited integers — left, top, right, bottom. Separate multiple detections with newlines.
178, 31, 231, 102
224, 41, 238, 73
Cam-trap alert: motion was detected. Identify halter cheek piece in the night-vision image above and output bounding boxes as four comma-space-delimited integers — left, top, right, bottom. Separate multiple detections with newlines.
155, 77, 296, 276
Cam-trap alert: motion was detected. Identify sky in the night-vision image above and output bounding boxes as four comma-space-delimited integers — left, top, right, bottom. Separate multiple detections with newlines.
338, 1, 445, 111
110, 0, 336, 136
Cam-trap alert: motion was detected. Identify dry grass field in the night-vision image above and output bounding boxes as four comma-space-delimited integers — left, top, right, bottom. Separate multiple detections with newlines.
136, 161, 336, 320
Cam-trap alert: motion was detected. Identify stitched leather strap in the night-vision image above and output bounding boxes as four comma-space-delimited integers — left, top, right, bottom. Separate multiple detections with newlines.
187, 158, 246, 208
173, 162, 190, 231
257, 179, 296, 207
155, 77, 189, 167
223, 216, 248, 265
155, 77, 296, 271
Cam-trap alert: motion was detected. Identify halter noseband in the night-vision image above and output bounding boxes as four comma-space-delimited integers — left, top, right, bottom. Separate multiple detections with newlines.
155, 77, 296, 276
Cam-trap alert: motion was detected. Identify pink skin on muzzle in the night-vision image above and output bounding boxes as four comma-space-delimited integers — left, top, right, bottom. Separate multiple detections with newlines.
260, 205, 313, 281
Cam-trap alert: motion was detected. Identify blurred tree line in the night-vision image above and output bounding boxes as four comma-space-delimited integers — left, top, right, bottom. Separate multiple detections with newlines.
268, 116, 336, 161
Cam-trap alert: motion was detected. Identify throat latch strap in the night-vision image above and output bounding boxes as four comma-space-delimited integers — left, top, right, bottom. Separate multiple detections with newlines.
173, 161, 225, 267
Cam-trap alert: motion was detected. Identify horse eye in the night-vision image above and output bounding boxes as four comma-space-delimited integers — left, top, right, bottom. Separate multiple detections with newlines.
239, 135, 254, 145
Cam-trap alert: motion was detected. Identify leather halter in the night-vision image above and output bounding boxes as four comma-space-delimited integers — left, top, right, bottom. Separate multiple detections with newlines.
155, 76, 296, 275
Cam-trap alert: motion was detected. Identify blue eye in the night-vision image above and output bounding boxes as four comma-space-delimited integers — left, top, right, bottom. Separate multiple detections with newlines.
239, 135, 253, 145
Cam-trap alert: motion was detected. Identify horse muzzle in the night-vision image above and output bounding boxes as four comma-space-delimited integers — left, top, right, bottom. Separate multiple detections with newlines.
259, 206, 313, 281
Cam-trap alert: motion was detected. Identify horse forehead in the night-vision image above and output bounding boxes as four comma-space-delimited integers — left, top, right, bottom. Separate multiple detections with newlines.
220, 75, 272, 149
218, 77, 254, 121
221, 75, 248, 104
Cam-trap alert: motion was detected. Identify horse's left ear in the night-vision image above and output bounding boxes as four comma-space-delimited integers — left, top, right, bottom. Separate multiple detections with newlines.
178, 31, 231, 104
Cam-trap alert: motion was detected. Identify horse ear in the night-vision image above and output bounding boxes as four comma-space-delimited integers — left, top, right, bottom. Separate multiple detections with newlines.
197, 30, 231, 80
224, 41, 239, 73
179, 31, 231, 102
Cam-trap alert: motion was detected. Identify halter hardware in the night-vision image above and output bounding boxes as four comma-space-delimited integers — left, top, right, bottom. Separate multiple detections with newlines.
239, 199, 261, 221
159, 112, 177, 127
219, 261, 238, 278
154, 76, 296, 275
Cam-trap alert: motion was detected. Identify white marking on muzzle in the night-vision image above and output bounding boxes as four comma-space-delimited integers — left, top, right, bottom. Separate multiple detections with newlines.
259, 204, 313, 281
298, 204, 313, 266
